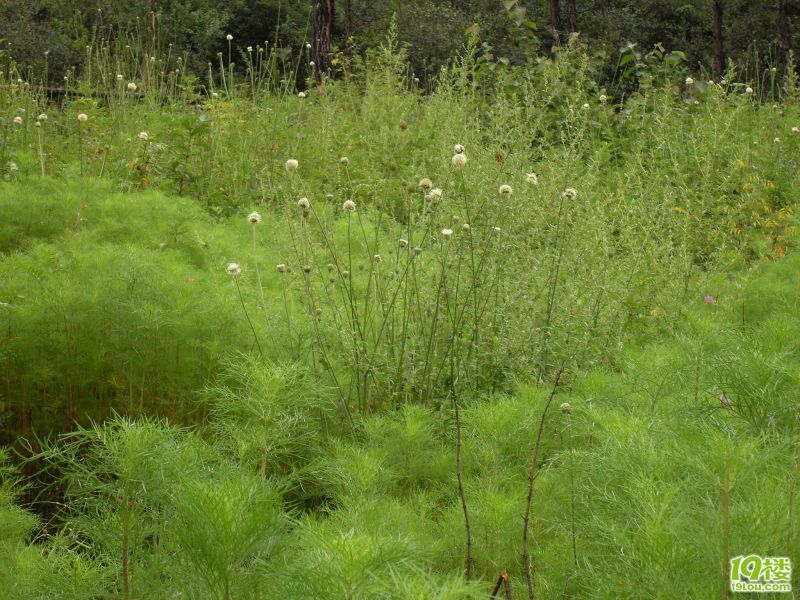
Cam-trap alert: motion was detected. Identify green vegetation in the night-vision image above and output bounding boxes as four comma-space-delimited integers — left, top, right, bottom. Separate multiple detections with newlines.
1, 18, 799, 600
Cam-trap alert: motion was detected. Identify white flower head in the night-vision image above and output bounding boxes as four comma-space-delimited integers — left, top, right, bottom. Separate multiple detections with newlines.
8, 162, 19, 172
526, 172, 538, 185
226, 34, 233, 41
562, 187, 578, 199
462, 223, 471, 232
441, 228, 454, 240
454, 143, 465, 154
13, 116, 22, 125
452, 152, 467, 168
342, 199, 356, 212
774, 137, 782, 144
127, 82, 137, 92
560, 402, 573, 415
419, 177, 433, 190
339, 156, 349, 165
285, 158, 299, 172
116, 73, 123, 81
373, 254, 382, 263
745, 86, 754, 94
226, 262, 241, 276
248, 212, 262, 224
77, 113, 88, 122
707, 80, 715, 85
247, 46, 253, 52
298, 91, 306, 98
309, 61, 315, 67
492, 226, 501, 233
599, 94, 607, 103
138, 131, 149, 141
792, 126, 800, 134
276, 263, 287, 273
211, 92, 219, 99
685, 76, 694, 85
582, 103, 590, 110
399, 238, 409, 247
306, 42, 312, 49
37, 113, 47, 122
429, 188, 443, 200
498, 184, 513, 197
298, 197, 311, 209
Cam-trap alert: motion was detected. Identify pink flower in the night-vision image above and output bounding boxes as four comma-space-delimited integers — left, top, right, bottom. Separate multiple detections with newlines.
704, 295, 715, 304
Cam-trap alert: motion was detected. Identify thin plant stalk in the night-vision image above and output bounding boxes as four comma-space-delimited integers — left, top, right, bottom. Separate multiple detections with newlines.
234, 277, 263, 357
523, 366, 565, 600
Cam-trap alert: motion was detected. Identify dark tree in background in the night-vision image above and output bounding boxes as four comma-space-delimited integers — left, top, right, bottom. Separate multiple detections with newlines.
548, 0, 563, 45
566, 0, 579, 34
712, 0, 725, 79
312, 0, 335, 82
778, 0, 791, 73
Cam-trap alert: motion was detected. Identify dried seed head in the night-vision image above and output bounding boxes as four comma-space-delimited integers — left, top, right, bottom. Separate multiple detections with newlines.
462, 223, 471, 232
399, 238, 409, 248
342, 199, 356, 212
276, 263, 287, 273
560, 402, 573, 415
413, 247, 422, 255
226, 262, 241, 276
285, 158, 299, 172
452, 152, 467, 168
298, 197, 311, 210
248, 212, 262, 224
441, 228, 454, 240
302, 265, 311, 274
499, 184, 513, 196
419, 178, 433, 190
454, 143, 465, 154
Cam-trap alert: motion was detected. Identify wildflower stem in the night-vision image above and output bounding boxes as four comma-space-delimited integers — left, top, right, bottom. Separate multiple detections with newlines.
234, 278, 263, 357
450, 373, 472, 580
721, 452, 733, 600
523, 365, 565, 600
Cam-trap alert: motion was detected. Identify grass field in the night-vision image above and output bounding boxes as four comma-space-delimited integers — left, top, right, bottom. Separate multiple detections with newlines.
1, 33, 799, 598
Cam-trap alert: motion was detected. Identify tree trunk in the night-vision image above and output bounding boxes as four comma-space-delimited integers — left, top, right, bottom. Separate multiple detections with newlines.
778, 0, 791, 72
343, 0, 352, 43
712, 0, 726, 80
312, 0, 335, 83
548, 0, 562, 46
565, 0, 578, 34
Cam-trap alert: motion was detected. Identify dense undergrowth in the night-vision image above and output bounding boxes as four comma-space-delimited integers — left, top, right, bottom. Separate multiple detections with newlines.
1, 29, 799, 599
